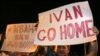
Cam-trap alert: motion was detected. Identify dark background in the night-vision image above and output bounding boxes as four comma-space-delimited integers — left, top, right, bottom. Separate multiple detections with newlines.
0, 0, 100, 55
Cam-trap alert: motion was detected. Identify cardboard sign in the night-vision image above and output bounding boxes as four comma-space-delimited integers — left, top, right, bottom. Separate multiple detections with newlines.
34, 1, 97, 45
1, 23, 38, 52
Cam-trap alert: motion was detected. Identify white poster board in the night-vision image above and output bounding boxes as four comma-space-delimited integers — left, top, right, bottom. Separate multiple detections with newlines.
34, 1, 97, 45
1, 23, 38, 52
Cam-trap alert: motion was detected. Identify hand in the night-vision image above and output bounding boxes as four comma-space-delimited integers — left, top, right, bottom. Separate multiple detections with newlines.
92, 26, 99, 36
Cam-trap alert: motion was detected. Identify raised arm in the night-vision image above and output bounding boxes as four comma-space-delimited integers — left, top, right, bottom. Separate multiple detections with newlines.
87, 26, 99, 56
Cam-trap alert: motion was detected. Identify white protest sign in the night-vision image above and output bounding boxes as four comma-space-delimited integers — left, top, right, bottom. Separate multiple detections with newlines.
34, 1, 97, 45
1, 23, 38, 52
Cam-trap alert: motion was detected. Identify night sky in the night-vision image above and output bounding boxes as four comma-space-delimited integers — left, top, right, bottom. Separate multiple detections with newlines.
1, 0, 100, 33
0, 0, 100, 55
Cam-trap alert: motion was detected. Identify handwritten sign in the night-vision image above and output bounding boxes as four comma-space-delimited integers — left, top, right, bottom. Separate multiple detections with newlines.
1, 23, 38, 52
34, 1, 97, 45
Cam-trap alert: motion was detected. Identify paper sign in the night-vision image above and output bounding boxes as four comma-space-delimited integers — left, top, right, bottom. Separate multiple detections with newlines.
34, 1, 96, 45
1, 23, 38, 52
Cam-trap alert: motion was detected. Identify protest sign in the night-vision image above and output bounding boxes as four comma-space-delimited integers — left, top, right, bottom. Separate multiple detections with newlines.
34, 1, 96, 45
1, 23, 38, 52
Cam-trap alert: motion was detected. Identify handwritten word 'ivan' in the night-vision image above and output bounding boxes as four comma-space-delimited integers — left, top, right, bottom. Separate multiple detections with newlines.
13, 25, 36, 33
49, 5, 83, 23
